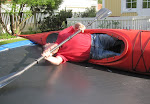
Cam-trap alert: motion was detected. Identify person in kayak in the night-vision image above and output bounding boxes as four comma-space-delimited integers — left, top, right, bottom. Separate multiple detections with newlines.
42, 23, 120, 65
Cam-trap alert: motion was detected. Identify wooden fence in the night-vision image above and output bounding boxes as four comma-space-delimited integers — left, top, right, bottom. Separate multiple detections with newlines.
67, 16, 150, 30
0, 12, 47, 33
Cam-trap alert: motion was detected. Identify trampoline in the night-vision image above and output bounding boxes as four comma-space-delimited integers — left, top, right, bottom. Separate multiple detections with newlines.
0, 40, 150, 104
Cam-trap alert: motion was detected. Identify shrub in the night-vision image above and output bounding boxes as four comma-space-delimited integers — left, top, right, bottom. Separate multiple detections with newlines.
72, 8, 96, 18
81, 8, 96, 17
39, 10, 72, 32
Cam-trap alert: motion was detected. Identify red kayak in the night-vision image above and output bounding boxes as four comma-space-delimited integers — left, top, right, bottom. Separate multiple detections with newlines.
19, 29, 150, 75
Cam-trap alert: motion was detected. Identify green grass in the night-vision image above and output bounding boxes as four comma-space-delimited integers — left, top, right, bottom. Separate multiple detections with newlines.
0, 38, 27, 45
0, 31, 41, 45
0, 33, 16, 39
0, 32, 29, 45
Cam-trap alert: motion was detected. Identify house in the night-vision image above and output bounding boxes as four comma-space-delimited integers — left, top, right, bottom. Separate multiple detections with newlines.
59, 0, 98, 12
1, 0, 98, 13
102, 0, 150, 16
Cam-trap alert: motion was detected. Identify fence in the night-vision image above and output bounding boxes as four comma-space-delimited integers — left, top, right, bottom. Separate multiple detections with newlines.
67, 16, 150, 30
0, 12, 48, 33
1, 12, 150, 34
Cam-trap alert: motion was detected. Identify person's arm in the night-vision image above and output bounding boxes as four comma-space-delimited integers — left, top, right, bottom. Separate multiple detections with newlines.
44, 56, 63, 65
42, 23, 85, 65
42, 43, 63, 65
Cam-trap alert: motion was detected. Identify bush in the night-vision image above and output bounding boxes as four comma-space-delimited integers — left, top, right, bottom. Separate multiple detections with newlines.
39, 10, 72, 32
72, 8, 96, 18
21, 27, 42, 35
81, 8, 96, 17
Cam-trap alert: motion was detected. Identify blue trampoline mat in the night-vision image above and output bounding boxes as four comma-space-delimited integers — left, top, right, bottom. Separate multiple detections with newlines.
0, 40, 35, 52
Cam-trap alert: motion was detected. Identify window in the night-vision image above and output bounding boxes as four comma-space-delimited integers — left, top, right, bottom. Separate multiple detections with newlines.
143, 0, 150, 8
126, 0, 137, 8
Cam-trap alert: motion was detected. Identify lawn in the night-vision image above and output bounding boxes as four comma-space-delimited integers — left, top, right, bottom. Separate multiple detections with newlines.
0, 32, 29, 45
0, 38, 27, 45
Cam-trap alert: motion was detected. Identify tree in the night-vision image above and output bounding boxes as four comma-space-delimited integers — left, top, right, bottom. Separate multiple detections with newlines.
0, 0, 63, 35
0, 0, 9, 34
39, 9, 72, 32
81, 8, 96, 18
98, 0, 102, 4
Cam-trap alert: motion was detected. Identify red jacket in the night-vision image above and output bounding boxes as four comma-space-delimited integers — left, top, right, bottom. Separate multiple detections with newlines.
55, 26, 91, 63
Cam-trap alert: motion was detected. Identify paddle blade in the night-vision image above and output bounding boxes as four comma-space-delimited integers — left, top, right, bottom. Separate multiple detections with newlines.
96, 8, 112, 19
0, 71, 23, 88
0, 72, 16, 88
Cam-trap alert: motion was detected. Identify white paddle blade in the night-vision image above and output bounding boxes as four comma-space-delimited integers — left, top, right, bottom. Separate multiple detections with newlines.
0, 72, 18, 88
96, 8, 112, 19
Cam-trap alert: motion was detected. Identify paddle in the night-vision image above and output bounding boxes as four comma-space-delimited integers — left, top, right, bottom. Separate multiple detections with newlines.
0, 8, 112, 88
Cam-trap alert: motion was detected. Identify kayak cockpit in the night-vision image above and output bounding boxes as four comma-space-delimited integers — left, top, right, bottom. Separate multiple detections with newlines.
90, 33, 125, 60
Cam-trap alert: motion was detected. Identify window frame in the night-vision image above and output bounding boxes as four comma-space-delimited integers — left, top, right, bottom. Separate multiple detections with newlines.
121, 0, 150, 16
126, 0, 137, 9
142, 0, 150, 8
121, 0, 137, 13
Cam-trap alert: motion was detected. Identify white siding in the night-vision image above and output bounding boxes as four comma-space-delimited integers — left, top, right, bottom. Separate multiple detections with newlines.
121, 0, 150, 16
59, 0, 98, 12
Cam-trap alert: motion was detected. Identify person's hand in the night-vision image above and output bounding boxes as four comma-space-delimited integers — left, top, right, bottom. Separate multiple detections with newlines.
74, 23, 86, 33
42, 43, 59, 58
43, 43, 51, 51
43, 43, 59, 54
42, 50, 53, 58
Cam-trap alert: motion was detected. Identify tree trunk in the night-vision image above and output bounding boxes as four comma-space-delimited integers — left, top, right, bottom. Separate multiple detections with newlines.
10, 14, 14, 35
15, 4, 27, 36
0, 3, 11, 35
33, 12, 37, 31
